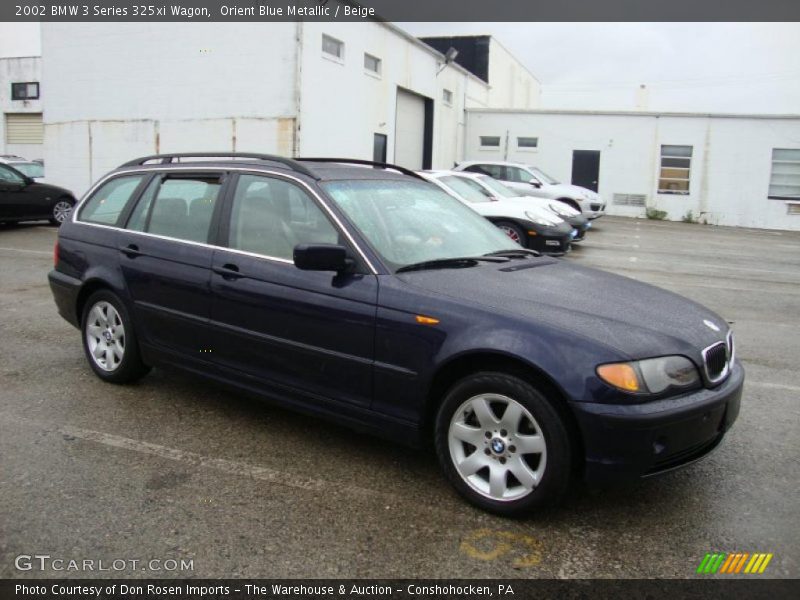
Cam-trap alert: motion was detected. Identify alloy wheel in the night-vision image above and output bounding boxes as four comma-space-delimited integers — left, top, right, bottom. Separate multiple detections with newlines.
448, 393, 547, 502
85, 301, 126, 371
52, 201, 73, 223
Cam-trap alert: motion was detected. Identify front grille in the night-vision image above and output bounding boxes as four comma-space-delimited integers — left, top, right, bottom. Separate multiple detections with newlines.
703, 341, 728, 383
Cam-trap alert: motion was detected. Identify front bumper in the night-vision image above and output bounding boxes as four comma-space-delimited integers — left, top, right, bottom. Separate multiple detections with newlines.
571, 360, 744, 483
583, 202, 606, 219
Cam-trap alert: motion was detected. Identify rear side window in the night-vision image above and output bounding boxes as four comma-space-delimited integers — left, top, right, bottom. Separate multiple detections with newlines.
127, 175, 221, 243
79, 175, 145, 225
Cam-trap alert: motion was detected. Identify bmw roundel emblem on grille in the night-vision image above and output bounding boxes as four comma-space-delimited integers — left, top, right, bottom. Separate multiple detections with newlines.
703, 319, 721, 332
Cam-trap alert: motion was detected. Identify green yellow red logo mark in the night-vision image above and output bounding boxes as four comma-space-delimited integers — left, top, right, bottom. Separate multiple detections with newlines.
697, 552, 773, 574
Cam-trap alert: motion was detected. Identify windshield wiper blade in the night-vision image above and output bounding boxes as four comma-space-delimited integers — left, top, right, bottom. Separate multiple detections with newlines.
483, 249, 542, 259
396, 256, 506, 273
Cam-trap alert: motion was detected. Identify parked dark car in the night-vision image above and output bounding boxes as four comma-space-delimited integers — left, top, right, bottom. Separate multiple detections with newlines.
0, 162, 76, 225
49, 154, 743, 515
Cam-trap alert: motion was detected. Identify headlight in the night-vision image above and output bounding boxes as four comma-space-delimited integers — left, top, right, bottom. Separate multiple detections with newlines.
524, 210, 558, 226
596, 356, 700, 395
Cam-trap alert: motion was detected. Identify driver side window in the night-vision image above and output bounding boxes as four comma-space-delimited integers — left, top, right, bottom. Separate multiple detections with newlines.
505, 167, 533, 183
0, 164, 25, 184
227, 174, 339, 260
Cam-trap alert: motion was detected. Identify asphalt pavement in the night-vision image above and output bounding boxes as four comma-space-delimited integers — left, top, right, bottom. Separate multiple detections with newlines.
0, 217, 798, 579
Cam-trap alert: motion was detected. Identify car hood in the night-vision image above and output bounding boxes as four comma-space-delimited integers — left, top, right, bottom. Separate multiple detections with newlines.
30, 181, 73, 197
470, 199, 565, 226
397, 259, 728, 358
542, 183, 598, 200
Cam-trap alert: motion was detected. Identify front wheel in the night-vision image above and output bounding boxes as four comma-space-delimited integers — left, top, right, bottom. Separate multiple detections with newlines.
49, 197, 75, 225
434, 372, 572, 515
495, 221, 527, 248
81, 290, 150, 383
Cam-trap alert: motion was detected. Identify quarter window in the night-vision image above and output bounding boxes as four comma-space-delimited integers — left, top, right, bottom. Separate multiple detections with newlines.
768, 148, 800, 200
129, 176, 221, 243
322, 34, 344, 60
658, 145, 692, 194
227, 175, 338, 260
79, 175, 146, 226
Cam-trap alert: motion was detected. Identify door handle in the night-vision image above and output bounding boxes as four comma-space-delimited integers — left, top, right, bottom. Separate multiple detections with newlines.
119, 243, 142, 258
213, 263, 243, 280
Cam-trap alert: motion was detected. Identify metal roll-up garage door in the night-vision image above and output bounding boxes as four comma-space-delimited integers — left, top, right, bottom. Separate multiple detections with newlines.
5, 113, 44, 144
394, 90, 426, 170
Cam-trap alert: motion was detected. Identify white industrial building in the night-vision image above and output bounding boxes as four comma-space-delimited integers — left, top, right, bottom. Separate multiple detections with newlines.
465, 109, 800, 230
0, 56, 43, 160
35, 22, 539, 197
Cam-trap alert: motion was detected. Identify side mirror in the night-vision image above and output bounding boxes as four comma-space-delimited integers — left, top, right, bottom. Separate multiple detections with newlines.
529, 179, 542, 188
293, 244, 352, 272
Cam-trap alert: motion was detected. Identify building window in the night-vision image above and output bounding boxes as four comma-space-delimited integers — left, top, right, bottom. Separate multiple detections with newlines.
364, 53, 381, 75
322, 34, 344, 60
768, 148, 800, 200
658, 145, 692, 194
442, 89, 453, 105
480, 136, 501, 148
11, 82, 39, 100
517, 137, 538, 149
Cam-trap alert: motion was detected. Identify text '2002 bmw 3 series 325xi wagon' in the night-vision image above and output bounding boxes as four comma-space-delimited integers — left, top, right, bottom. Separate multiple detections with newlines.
48, 154, 743, 515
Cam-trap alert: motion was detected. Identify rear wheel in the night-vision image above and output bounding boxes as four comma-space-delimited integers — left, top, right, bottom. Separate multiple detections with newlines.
435, 372, 572, 515
49, 197, 74, 226
495, 221, 527, 248
81, 290, 150, 383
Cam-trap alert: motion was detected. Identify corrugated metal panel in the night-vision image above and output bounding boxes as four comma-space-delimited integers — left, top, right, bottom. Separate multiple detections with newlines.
5, 113, 44, 144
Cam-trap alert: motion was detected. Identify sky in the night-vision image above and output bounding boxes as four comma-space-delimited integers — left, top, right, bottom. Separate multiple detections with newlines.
3, 22, 799, 114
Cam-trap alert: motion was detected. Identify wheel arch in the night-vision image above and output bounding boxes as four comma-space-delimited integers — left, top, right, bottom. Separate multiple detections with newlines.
423, 351, 585, 470
75, 277, 125, 325
557, 197, 581, 213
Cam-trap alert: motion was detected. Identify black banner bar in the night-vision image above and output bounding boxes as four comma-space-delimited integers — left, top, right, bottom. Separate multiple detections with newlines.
3, 0, 800, 22
2, 579, 799, 600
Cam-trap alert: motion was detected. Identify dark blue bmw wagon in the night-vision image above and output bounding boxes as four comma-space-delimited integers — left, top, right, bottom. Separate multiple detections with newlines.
49, 154, 743, 515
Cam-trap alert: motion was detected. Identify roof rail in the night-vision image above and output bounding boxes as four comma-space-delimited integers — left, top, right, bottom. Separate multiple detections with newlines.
296, 157, 425, 180
119, 153, 319, 179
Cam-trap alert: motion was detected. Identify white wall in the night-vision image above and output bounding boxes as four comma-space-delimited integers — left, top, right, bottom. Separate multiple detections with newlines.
0, 56, 43, 158
40, 23, 300, 195
465, 109, 800, 231
487, 38, 540, 110
298, 21, 488, 169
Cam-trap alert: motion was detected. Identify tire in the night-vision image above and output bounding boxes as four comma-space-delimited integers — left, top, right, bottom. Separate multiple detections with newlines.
49, 197, 75, 226
81, 290, 150, 384
495, 221, 527, 248
434, 371, 572, 516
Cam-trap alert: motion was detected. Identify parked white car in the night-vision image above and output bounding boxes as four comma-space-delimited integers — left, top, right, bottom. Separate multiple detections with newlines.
439, 170, 592, 241
454, 160, 606, 219
418, 170, 576, 255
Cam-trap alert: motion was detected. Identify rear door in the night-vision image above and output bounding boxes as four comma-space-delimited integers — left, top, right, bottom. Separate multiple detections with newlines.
209, 173, 378, 408
117, 171, 225, 355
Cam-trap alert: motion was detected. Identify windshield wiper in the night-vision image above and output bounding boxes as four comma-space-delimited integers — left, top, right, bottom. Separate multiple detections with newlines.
396, 256, 507, 273
483, 249, 541, 259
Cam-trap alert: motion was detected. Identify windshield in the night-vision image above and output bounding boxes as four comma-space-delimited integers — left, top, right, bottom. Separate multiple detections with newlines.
476, 175, 518, 198
530, 167, 559, 185
10, 162, 44, 178
438, 175, 492, 203
323, 179, 519, 271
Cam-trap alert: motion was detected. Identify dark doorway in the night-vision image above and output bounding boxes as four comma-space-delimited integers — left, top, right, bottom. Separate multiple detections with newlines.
571, 150, 600, 192
373, 133, 387, 163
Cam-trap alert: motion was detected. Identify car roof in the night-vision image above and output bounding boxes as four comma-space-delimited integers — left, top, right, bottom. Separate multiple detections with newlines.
458, 160, 531, 168
112, 154, 424, 184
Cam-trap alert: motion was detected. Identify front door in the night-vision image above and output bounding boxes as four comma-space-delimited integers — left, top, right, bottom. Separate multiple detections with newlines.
571, 150, 600, 192
209, 173, 378, 408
